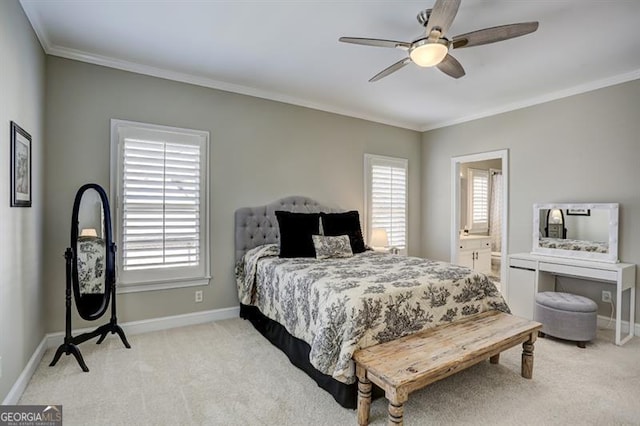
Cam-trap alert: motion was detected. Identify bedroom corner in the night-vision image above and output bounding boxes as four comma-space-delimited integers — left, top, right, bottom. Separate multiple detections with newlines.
0, 0, 46, 404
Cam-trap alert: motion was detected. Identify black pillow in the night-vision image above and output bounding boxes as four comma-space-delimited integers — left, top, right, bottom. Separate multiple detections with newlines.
275, 211, 320, 258
321, 211, 366, 254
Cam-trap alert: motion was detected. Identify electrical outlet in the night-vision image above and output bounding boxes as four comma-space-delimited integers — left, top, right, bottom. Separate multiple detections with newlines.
195, 290, 203, 303
602, 290, 612, 303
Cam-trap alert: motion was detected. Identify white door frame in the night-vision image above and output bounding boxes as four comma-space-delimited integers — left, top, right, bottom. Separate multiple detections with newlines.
450, 149, 509, 295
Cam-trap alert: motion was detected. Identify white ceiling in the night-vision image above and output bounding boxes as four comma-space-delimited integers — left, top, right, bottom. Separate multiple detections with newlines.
20, 0, 640, 131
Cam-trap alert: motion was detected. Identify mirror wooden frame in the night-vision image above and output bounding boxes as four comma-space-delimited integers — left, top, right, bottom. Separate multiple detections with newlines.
532, 203, 619, 263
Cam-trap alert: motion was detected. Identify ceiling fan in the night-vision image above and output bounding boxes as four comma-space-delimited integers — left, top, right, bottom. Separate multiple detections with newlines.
339, 0, 538, 82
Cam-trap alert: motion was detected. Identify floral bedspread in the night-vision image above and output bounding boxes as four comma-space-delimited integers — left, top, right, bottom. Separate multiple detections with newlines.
77, 237, 105, 294
539, 237, 609, 253
236, 244, 510, 384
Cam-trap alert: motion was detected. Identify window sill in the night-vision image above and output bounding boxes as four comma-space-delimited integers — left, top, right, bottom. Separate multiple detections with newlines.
372, 247, 404, 255
116, 276, 211, 294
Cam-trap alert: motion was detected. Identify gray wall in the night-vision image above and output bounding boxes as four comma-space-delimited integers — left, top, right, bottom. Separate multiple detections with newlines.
421, 79, 640, 323
44, 57, 422, 332
0, 0, 45, 402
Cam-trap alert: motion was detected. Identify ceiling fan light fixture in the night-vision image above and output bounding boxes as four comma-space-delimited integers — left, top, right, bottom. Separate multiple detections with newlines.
409, 40, 449, 67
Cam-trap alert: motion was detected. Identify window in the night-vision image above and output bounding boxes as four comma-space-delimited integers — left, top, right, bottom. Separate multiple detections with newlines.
467, 168, 489, 233
364, 154, 408, 253
110, 120, 210, 292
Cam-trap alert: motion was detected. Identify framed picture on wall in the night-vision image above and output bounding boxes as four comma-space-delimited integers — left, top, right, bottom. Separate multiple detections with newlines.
10, 121, 32, 207
566, 208, 590, 216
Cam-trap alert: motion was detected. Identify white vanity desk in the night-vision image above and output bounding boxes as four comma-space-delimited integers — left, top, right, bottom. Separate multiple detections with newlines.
508, 252, 636, 345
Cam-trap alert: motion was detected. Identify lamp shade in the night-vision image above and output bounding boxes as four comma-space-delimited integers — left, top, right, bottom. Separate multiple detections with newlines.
549, 209, 563, 224
80, 228, 98, 237
370, 228, 389, 248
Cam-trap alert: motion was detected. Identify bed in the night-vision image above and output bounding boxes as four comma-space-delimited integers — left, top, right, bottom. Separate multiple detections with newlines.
235, 196, 509, 408
538, 237, 609, 253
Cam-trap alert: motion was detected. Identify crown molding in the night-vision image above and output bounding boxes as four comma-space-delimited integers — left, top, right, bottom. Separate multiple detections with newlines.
45, 41, 640, 135
20, 0, 419, 130
46, 44, 422, 132
20, 0, 51, 51
19, 0, 640, 134
419, 69, 640, 132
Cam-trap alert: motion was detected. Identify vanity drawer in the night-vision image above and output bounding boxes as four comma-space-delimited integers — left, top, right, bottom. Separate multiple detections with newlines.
459, 237, 490, 250
539, 262, 617, 282
509, 258, 536, 270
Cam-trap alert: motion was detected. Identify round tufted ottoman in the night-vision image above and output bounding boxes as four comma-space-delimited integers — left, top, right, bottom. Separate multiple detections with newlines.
534, 292, 597, 348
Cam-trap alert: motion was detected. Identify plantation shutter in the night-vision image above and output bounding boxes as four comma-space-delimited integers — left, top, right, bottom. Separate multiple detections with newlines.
468, 168, 489, 232
368, 156, 408, 250
121, 137, 201, 271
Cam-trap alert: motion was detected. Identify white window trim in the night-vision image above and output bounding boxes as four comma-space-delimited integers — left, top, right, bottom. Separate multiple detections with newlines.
364, 153, 409, 255
466, 168, 489, 234
110, 119, 211, 293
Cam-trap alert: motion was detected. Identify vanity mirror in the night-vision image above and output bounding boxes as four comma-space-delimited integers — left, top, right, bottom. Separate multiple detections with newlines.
532, 203, 619, 263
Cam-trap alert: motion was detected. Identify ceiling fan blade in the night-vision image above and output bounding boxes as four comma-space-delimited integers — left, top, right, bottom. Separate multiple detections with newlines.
426, 0, 461, 35
369, 58, 412, 82
339, 37, 411, 50
437, 54, 465, 79
452, 22, 539, 49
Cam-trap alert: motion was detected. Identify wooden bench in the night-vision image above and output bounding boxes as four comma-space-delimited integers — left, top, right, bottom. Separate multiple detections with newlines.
353, 311, 542, 425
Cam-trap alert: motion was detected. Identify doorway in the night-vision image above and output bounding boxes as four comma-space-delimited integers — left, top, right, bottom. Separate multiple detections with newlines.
451, 150, 509, 295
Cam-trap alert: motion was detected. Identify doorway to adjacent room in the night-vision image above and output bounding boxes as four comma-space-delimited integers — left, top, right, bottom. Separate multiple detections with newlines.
451, 149, 508, 295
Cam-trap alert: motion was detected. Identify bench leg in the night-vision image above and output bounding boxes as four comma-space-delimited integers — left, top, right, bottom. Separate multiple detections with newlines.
521, 332, 537, 379
489, 354, 500, 364
388, 402, 404, 426
357, 367, 372, 426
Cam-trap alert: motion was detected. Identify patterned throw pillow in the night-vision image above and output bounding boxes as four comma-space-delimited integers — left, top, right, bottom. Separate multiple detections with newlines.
312, 235, 354, 259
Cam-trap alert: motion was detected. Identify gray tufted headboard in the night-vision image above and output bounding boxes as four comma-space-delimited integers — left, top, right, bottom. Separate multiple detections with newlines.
234, 196, 342, 263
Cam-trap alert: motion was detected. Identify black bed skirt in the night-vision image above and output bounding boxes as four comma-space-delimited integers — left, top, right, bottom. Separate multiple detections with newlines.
239, 304, 359, 409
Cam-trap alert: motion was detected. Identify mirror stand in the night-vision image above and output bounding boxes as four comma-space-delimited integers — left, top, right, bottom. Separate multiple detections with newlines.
49, 248, 90, 371
50, 183, 131, 372
91, 242, 130, 348
49, 246, 130, 372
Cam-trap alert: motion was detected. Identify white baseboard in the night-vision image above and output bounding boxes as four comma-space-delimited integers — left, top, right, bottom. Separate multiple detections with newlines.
5, 308, 634, 406
2, 338, 48, 405
3, 306, 240, 405
597, 314, 640, 336
46, 306, 239, 348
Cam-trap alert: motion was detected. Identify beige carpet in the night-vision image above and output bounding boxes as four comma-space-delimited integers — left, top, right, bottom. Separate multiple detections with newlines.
19, 318, 640, 425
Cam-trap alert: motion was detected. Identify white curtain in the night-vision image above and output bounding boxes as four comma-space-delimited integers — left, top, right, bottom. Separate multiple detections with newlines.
489, 172, 503, 252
